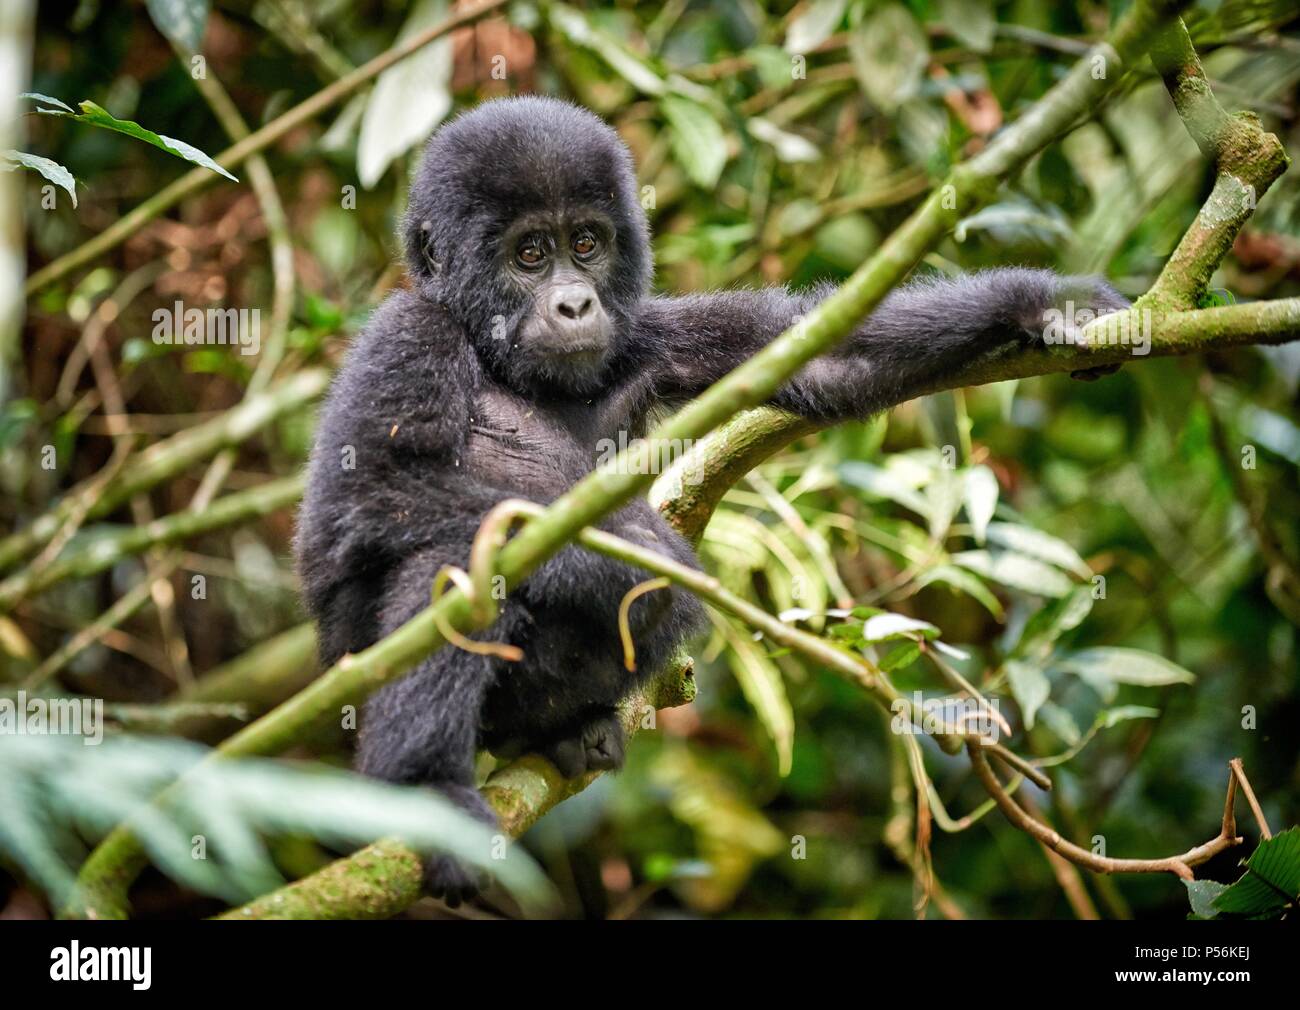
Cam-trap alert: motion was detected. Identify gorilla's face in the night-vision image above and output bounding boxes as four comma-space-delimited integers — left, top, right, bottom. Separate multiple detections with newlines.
403, 97, 651, 398
502, 207, 617, 389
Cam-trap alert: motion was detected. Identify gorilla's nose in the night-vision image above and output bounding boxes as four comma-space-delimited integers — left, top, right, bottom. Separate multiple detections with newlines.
551, 285, 594, 321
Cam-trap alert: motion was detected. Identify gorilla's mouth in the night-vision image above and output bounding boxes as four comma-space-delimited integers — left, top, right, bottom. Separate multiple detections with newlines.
551, 341, 607, 358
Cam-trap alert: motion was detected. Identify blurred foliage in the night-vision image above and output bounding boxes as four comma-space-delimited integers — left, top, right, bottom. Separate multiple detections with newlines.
0, 730, 552, 912
2, 0, 1299, 919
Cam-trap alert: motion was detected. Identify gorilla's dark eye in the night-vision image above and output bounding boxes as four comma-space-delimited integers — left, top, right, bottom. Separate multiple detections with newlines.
572, 230, 598, 259
516, 240, 546, 269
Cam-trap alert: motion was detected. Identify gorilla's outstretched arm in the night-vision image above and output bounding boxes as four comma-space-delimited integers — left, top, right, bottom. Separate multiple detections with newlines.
639, 268, 1129, 420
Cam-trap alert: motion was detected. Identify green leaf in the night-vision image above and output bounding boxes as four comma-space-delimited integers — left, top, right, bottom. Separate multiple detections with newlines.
880, 641, 922, 672
1, 150, 77, 208
549, 4, 665, 95
1096, 705, 1160, 730
954, 200, 1074, 246
747, 45, 797, 89
985, 522, 1091, 578
847, 4, 929, 113
963, 465, 999, 544
1185, 879, 1228, 919
51, 101, 236, 181
839, 460, 932, 518
1212, 828, 1300, 918
925, 467, 965, 540
952, 549, 1074, 598
145, 0, 211, 53
1054, 647, 1195, 702
937, 0, 995, 53
785, 0, 848, 54
1037, 702, 1082, 746
357, 0, 453, 188
1004, 659, 1050, 729
661, 95, 726, 189
1015, 586, 1094, 657
20, 92, 74, 113
861, 612, 939, 643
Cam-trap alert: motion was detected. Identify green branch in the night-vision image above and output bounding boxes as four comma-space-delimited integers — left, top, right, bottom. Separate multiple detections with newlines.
0, 475, 303, 613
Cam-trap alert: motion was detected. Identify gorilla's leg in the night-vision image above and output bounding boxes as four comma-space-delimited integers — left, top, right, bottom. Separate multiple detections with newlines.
356, 553, 501, 906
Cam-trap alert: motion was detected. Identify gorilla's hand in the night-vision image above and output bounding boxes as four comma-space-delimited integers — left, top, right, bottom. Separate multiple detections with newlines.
1036, 275, 1132, 381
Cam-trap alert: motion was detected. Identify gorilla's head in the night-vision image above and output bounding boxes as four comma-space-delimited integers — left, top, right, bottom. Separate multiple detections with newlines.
404, 96, 651, 395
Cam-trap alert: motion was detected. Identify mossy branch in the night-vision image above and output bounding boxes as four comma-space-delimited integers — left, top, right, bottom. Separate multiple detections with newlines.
1140, 18, 1289, 310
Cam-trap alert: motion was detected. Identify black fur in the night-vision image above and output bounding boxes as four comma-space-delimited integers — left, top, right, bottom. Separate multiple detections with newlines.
295, 96, 1127, 902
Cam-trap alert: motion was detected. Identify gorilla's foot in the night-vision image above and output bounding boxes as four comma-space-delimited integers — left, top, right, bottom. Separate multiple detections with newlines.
541, 711, 626, 778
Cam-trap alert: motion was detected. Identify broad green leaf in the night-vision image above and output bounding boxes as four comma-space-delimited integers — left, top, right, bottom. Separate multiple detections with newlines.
146, 0, 211, 53
861, 612, 939, 643
1212, 828, 1300, 918
51, 101, 236, 181
1055, 647, 1195, 701
1185, 879, 1229, 919
785, 0, 848, 54
20, 92, 74, 113
986, 522, 1091, 578
357, 0, 452, 187
937, 0, 995, 53
1037, 702, 1082, 746
549, 4, 665, 94
814, 214, 878, 271
926, 467, 965, 540
839, 461, 931, 518
954, 200, 1074, 246
1, 151, 77, 208
1004, 659, 1050, 728
0, 733, 554, 913
880, 641, 922, 671
1015, 585, 1094, 656
661, 95, 727, 189
963, 465, 999, 543
952, 549, 1074, 598
847, 4, 929, 113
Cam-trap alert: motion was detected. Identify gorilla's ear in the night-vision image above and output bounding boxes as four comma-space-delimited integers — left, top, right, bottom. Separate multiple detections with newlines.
403, 209, 444, 292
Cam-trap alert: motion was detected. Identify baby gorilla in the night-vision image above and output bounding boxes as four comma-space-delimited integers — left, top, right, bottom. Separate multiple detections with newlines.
296, 96, 1127, 904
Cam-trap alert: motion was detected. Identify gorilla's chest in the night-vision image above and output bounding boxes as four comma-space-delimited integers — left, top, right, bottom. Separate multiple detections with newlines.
465, 386, 620, 495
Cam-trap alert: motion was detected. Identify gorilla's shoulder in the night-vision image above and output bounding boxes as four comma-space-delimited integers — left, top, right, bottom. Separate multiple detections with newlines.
353, 288, 462, 351
337, 289, 474, 379
325, 289, 477, 419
